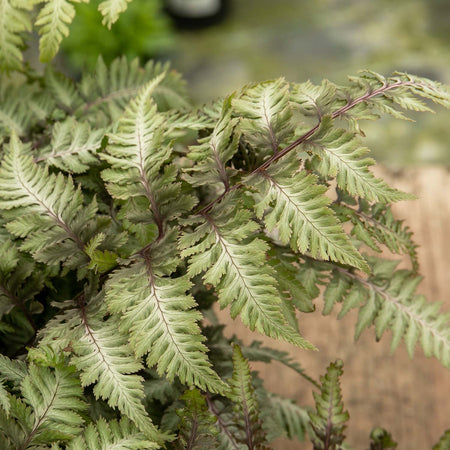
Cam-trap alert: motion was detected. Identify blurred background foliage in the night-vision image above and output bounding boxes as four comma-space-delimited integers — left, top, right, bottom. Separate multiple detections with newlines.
51, 0, 449, 166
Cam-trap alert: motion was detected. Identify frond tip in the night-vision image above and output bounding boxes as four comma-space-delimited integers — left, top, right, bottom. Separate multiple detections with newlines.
309, 360, 349, 450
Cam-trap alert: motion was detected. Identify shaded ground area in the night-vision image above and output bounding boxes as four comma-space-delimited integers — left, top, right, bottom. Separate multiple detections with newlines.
216, 166, 450, 449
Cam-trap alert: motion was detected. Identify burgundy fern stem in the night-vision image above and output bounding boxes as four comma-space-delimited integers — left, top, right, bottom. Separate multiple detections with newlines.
196, 79, 417, 215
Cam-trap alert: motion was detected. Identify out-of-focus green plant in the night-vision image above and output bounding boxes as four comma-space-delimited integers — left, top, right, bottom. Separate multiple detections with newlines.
61, 0, 174, 71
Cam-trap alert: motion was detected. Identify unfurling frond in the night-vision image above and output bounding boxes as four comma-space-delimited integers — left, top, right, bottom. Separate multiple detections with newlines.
247, 157, 368, 272
322, 257, 450, 367
106, 231, 226, 394
175, 389, 218, 449
66, 417, 160, 450
233, 78, 293, 155
0, 133, 93, 267
309, 360, 349, 450
180, 197, 313, 348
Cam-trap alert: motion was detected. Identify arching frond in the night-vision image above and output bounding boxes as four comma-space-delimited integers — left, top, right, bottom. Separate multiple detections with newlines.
322, 257, 450, 367
38, 289, 166, 440
0, 133, 93, 267
247, 157, 368, 272
101, 76, 195, 237
105, 231, 226, 394
180, 198, 312, 348
334, 202, 419, 271
304, 116, 412, 203
0, 351, 87, 447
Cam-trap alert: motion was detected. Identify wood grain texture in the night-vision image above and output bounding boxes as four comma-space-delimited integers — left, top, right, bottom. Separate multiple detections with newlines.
215, 166, 450, 449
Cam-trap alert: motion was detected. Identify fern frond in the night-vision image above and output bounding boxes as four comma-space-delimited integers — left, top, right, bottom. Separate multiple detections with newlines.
71, 310, 156, 435
0, 75, 42, 136
233, 78, 293, 155
38, 289, 166, 439
106, 231, 226, 394
433, 430, 450, 450
98, 0, 131, 28
180, 197, 312, 348
185, 97, 239, 190
266, 393, 312, 442
19, 354, 86, 446
44, 67, 82, 113
309, 360, 349, 450
291, 79, 338, 119
228, 345, 267, 449
67, 417, 160, 449
322, 257, 450, 367
0, 133, 93, 267
241, 341, 319, 388
175, 389, 218, 449
35, 117, 104, 173
82, 57, 189, 123
334, 202, 419, 271
0, 0, 35, 71
247, 157, 368, 272
0, 241, 44, 336
267, 247, 315, 313
35, 0, 83, 63
101, 75, 196, 236
305, 116, 411, 203
0, 355, 27, 385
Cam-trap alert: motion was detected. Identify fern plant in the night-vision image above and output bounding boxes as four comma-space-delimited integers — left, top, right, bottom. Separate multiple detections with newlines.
1, 15, 450, 445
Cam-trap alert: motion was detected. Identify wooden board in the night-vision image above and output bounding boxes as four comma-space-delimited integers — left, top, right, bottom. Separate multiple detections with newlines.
215, 166, 450, 449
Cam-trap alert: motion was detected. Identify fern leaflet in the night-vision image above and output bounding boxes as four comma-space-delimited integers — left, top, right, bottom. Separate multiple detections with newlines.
65, 417, 159, 449
247, 156, 368, 272
180, 197, 313, 348
106, 231, 226, 394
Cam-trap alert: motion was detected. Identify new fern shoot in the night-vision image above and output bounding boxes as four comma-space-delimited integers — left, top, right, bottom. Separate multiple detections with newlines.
0, 12, 450, 447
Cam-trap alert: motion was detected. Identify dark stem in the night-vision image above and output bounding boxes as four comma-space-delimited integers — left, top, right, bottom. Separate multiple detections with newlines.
204, 392, 240, 450
193, 80, 417, 215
